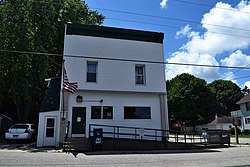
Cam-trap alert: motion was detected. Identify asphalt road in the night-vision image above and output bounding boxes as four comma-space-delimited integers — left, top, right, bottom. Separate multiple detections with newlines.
0, 144, 250, 167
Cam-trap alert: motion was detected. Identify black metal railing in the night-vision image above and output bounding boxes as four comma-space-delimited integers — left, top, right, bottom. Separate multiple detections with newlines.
89, 124, 205, 144
63, 121, 70, 151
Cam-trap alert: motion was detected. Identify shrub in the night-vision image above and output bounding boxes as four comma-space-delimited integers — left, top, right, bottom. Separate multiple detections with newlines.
230, 127, 241, 135
242, 129, 250, 135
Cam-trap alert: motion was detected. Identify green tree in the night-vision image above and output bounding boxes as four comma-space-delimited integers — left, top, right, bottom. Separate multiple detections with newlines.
167, 73, 216, 125
208, 80, 244, 116
0, 0, 104, 122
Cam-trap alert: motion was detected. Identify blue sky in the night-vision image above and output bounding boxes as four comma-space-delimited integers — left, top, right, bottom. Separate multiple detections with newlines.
85, 0, 250, 88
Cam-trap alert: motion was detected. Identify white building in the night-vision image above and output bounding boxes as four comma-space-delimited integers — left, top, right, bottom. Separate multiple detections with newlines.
37, 24, 169, 147
195, 114, 233, 131
231, 93, 250, 131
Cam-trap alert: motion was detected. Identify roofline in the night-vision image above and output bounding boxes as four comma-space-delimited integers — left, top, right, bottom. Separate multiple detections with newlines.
66, 23, 164, 44
236, 93, 250, 104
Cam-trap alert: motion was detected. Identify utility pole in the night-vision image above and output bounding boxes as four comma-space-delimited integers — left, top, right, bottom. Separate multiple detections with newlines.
234, 117, 239, 144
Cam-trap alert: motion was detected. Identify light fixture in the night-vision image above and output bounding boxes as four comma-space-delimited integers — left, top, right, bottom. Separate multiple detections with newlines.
76, 95, 83, 102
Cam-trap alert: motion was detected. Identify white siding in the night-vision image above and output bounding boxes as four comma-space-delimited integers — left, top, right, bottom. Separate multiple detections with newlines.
37, 111, 61, 147
64, 35, 166, 93
61, 28, 168, 140
238, 104, 250, 130
66, 92, 162, 138
242, 116, 250, 130
240, 103, 250, 117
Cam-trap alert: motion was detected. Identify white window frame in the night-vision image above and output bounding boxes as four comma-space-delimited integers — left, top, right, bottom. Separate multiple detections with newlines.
91, 106, 113, 119
245, 117, 250, 124
87, 61, 98, 82
135, 65, 146, 85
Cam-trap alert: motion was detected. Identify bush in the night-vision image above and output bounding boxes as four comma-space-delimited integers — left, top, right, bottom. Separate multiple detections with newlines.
242, 129, 250, 135
230, 127, 241, 135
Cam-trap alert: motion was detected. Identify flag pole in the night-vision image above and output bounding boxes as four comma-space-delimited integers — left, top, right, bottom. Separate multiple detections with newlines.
62, 59, 65, 120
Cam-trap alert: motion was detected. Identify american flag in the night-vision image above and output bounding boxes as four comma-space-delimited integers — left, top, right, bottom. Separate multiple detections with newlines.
63, 68, 78, 93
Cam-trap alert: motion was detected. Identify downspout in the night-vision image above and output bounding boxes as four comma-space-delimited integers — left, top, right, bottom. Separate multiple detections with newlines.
159, 94, 169, 141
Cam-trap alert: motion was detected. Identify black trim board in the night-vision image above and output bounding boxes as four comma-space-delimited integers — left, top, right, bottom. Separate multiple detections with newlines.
66, 24, 164, 44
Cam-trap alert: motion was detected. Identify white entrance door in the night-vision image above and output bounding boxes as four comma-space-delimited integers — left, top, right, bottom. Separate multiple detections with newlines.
43, 117, 57, 146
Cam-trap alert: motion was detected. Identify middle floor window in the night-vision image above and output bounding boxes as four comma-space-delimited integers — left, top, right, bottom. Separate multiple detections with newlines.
87, 61, 98, 82
135, 65, 146, 85
91, 106, 113, 119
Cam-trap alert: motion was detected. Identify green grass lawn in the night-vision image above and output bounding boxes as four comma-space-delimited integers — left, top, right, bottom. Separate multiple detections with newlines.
231, 134, 250, 138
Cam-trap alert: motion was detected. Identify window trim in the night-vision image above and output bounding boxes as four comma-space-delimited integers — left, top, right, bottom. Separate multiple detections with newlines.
91, 106, 113, 119
245, 117, 250, 124
45, 118, 55, 138
86, 61, 98, 83
135, 65, 146, 85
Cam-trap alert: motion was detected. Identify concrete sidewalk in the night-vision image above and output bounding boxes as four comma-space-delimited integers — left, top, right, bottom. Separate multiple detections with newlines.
0, 142, 63, 153
231, 137, 250, 145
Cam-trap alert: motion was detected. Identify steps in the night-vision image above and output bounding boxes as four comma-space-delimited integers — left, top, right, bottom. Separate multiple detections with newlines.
63, 138, 91, 152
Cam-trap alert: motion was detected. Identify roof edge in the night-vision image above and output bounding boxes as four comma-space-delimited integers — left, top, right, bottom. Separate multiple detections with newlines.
66, 23, 164, 44
237, 93, 250, 104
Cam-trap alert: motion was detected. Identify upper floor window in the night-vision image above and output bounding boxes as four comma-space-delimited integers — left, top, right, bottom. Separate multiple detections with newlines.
91, 106, 113, 119
246, 102, 250, 111
124, 107, 151, 119
87, 61, 97, 82
135, 65, 145, 85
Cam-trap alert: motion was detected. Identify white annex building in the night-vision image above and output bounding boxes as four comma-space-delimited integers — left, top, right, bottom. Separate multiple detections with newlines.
37, 24, 169, 147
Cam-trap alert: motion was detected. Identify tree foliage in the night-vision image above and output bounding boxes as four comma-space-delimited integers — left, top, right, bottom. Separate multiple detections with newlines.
0, 0, 104, 122
208, 80, 244, 116
167, 73, 216, 125
167, 74, 244, 125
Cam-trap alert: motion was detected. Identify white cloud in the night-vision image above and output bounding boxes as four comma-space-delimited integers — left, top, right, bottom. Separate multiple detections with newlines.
221, 50, 250, 67
160, 0, 168, 8
166, 52, 220, 81
244, 81, 250, 88
166, 1, 250, 81
174, 1, 250, 55
175, 25, 197, 39
221, 50, 250, 86
221, 71, 239, 85
196, 1, 250, 54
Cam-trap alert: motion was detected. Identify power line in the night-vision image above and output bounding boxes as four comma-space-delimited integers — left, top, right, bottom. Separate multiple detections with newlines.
222, 63, 250, 80
173, 0, 250, 15
10, 0, 250, 16
0, 50, 61, 57
94, 7, 250, 33
3, 0, 250, 34
174, 0, 218, 8
233, 75, 250, 80
107, 17, 250, 39
166, 62, 250, 70
1, 49, 250, 70
4, 0, 250, 32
